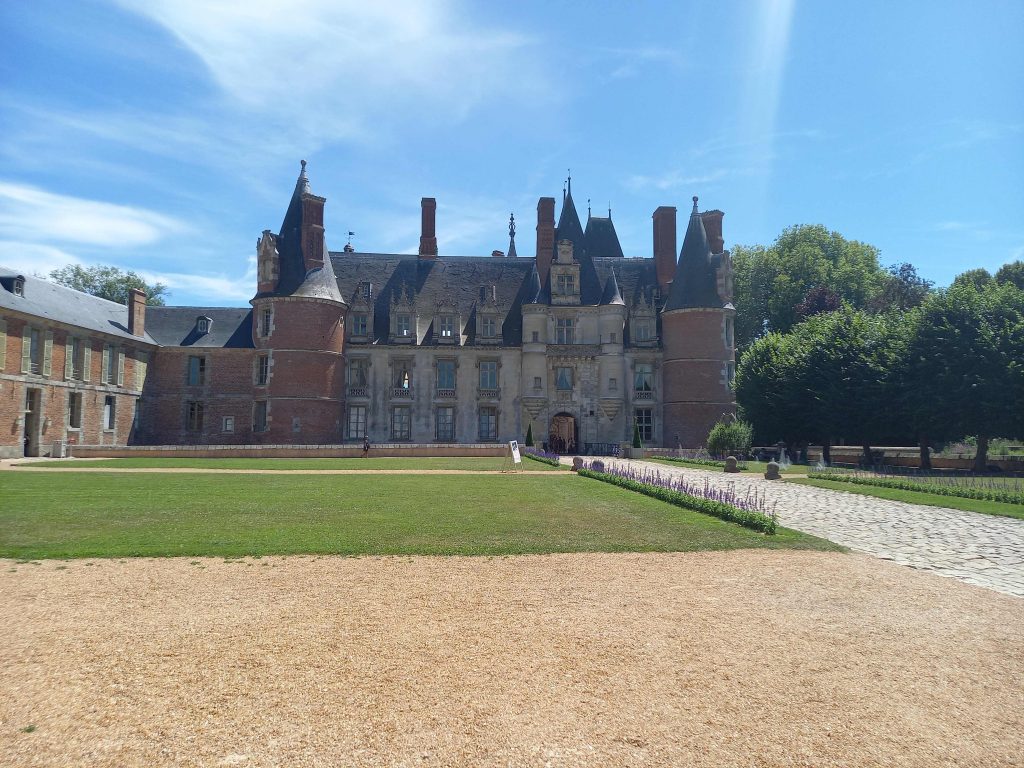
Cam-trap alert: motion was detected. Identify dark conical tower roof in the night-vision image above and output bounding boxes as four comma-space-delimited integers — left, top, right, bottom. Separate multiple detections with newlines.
600, 268, 625, 305
663, 197, 723, 311
553, 175, 603, 303
524, 262, 542, 304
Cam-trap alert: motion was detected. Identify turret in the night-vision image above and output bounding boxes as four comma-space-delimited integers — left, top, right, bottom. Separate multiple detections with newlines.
660, 197, 736, 447
250, 161, 348, 443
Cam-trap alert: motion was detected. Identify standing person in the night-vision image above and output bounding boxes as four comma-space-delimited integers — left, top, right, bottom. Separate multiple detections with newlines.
362, 434, 370, 458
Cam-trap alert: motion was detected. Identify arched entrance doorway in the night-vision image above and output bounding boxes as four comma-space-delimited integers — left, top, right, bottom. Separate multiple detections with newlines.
549, 412, 578, 455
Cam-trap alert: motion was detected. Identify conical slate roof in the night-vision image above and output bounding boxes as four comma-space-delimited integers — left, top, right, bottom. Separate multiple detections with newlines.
524, 263, 542, 304
663, 197, 723, 311
600, 268, 625, 305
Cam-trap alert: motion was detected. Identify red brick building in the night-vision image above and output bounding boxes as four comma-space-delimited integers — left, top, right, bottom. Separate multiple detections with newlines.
0, 163, 734, 456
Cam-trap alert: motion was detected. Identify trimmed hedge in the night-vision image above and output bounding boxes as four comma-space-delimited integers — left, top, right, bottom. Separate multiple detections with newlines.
654, 456, 731, 469
808, 472, 1024, 506
578, 468, 777, 534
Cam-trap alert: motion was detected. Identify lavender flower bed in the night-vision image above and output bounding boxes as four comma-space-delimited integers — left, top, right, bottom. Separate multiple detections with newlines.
523, 448, 562, 468
579, 460, 778, 534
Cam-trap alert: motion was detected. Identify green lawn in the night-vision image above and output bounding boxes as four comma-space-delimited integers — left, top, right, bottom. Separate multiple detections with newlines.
0, 472, 838, 559
647, 457, 807, 475
791, 478, 1024, 520
23, 456, 561, 471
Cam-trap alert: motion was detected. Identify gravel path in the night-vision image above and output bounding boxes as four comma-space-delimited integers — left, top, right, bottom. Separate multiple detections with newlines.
598, 458, 1024, 598
2, 552, 1022, 767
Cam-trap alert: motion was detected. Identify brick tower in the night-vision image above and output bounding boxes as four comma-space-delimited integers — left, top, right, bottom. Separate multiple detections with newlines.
250, 161, 348, 442
660, 197, 735, 448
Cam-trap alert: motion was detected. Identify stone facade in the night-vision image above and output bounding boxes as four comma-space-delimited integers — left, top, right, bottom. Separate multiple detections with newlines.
0, 165, 735, 456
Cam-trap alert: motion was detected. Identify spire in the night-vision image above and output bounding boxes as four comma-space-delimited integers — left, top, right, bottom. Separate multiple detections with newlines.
507, 212, 518, 258
524, 262, 542, 303
600, 267, 625, 305
297, 159, 311, 194
663, 195, 722, 311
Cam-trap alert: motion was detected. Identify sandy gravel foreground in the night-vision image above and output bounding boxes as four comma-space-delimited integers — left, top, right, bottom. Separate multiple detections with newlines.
1, 551, 1021, 768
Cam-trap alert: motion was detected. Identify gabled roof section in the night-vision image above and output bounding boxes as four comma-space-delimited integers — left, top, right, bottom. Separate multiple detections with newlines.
0, 268, 158, 344
146, 307, 254, 348
584, 216, 625, 258
663, 197, 725, 311
553, 179, 603, 304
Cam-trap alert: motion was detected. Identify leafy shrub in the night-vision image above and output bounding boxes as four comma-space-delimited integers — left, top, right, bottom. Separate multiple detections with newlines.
808, 471, 1024, 505
632, 422, 643, 449
525, 423, 534, 447
706, 418, 753, 458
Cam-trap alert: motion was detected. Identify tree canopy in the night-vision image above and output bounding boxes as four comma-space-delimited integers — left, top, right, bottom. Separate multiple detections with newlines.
49, 265, 169, 306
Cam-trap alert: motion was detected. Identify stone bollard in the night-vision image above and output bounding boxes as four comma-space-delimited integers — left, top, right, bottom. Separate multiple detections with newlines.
764, 460, 781, 480
572, 456, 584, 472
724, 456, 740, 473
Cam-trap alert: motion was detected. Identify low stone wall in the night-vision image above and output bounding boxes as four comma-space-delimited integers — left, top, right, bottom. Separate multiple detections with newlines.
70, 443, 507, 459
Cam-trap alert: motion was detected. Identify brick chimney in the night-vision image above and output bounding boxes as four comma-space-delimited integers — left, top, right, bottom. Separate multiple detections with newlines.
653, 206, 677, 290
701, 209, 725, 254
127, 288, 146, 337
300, 193, 326, 272
535, 197, 555, 282
419, 197, 438, 258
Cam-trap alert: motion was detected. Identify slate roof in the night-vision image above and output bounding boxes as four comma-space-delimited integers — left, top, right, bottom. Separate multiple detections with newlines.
599, 267, 625, 305
0, 268, 158, 344
663, 199, 726, 311
145, 307, 255, 348
553, 185, 604, 304
584, 216, 625, 258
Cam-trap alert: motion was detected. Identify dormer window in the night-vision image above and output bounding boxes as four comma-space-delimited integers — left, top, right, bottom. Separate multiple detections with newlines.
13, 278, 24, 296
556, 274, 575, 295
481, 316, 496, 338
439, 315, 455, 339
196, 316, 212, 335
634, 321, 651, 342
397, 314, 411, 337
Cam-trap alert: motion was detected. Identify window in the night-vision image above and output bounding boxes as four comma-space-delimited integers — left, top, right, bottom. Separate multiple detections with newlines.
360, 281, 372, 299
635, 363, 653, 392
479, 360, 497, 390
481, 316, 496, 338
436, 359, 456, 390
531, 331, 539, 343
556, 367, 573, 391
397, 314, 411, 337
393, 363, 412, 390
67, 337, 83, 379
725, 317, 734, 348
348, 358, 369, 387
222, 416, 235, 433
478, 407, 497, 441
609, 377, 617, 391
635, 408, 653, 442
533, 376, 542, 389
101, 344, 122, 386
196, 317, 210, 334
256, 354, 270, 386
260, 307, 273, 337
29, 328, 42, 373
68, 393, 82, 429
186, 401, 204, 431
610, 332, 617, 343
391, 406, 411, 440
727, 361, 736, 387
555, 317, 575, 344
439, 315, 455, 339
13, 278, 24, 296
104, 395, 116, 430
557, 274, 575, 295
435, 406, 455, 441
187, 355, 206, 386
634, 321, 652, 342
253, 401, 268, 432
352, 313, 368, 336
347, 406, 367, 439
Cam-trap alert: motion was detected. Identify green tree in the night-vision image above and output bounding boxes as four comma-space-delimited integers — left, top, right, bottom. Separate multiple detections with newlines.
49, 265, 168, 306
872, 262, 933, 312
903, 282, 1024, 471
706, 417, 753, 457
995, 260, 1024, 290
950, 267, 993, 290
731, 225, 889, 348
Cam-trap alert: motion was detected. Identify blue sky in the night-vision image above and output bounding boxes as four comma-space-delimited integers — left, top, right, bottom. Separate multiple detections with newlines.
1, 0, 1021, 306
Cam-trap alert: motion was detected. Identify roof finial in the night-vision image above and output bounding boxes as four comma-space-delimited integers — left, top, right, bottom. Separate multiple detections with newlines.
608, 201, 612, 218
692, 195, 699, 213
509, 211, 516, 240
567, 168, 572, 196
301, 159, 307, 172
587, 198, 591, 219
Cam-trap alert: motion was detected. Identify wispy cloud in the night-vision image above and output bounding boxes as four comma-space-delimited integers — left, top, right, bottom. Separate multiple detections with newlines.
143, 256, 256, 304
115, 0, 548, 145
596, 45, 687, 80
0, 242, 83, 276
624, 169, 730, 193
0, 181, 182, 247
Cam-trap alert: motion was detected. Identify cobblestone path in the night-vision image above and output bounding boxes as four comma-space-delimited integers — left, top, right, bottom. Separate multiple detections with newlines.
599, 458, 1024, 598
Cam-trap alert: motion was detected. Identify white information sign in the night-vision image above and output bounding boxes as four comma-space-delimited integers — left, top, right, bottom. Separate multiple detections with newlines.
509, 440, 522, 464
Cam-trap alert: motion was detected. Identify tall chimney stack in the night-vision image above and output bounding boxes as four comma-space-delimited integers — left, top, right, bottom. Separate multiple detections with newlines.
653, 205, 677, 290
701, 210, 725, 254
419, 197, 438, 258
127, 288, 146, 337
535, 197, 555, 282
